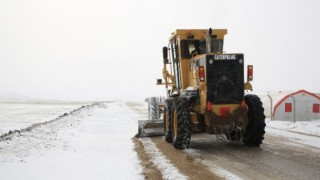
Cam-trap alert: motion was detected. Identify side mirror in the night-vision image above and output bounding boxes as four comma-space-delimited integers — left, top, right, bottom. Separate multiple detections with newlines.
162, 46, 169, 64
156, 79, 162, 85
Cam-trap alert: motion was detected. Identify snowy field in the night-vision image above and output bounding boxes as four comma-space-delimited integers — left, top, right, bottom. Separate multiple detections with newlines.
0, 101, 144, 179
0, 100, 320, 179
266, 118, 320, 136
0, 100, 90, 135
266, 118, 320, 149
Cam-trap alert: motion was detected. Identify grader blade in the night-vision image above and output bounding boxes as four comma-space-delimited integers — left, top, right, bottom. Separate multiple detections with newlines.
138, 119, 164, 137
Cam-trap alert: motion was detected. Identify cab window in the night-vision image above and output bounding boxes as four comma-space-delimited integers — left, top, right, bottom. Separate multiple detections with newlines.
180, 39, 224, 58
180, 40, 201, 59
211, 39, 223, 53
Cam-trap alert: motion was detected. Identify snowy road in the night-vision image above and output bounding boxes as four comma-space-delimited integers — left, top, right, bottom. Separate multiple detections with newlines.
1, 101, 320, 179
132, 105, 320, 180
185, 132, 320, 179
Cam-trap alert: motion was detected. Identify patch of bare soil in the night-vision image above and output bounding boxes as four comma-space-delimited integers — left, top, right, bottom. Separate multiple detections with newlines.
133, 135, 222, 180
151, 136, 222, 180
132, 137, 162, 180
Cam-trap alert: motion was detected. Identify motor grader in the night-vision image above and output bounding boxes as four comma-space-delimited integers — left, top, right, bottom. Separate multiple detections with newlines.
139, 28, 266, 149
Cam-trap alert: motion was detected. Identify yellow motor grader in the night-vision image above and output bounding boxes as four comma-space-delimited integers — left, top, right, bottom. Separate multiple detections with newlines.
139, 28, 265, 149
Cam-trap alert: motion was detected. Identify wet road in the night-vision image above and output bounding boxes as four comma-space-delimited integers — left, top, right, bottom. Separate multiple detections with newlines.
184, 129, 320, 179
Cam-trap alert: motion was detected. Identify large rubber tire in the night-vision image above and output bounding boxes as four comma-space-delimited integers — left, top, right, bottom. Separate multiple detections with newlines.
171, 97, 191, 149
164, 98, 173, 143
243, 94, 266, 146
148, 97, 160, 120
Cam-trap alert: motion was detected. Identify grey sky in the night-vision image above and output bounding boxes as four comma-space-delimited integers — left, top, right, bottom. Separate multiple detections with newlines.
0, 0, 319, 101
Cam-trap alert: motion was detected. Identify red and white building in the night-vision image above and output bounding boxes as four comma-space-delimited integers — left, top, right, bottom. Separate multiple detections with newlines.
258, 90, 320, 121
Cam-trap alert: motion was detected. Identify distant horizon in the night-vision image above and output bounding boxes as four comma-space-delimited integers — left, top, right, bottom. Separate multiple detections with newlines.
1, 89, 320, 102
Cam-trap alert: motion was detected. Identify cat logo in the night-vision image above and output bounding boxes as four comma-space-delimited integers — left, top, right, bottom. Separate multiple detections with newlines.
214, 54, 236, 60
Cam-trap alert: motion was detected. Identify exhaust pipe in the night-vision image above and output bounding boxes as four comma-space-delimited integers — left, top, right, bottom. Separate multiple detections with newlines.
206, 28, 212, 53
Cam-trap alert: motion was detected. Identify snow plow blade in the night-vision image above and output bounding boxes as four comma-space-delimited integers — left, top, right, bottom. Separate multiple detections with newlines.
138, 119, 164, 137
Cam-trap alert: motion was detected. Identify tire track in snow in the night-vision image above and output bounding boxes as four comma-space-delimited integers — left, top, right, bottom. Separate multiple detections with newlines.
185, 149, 242, 180
201, 159, 243, 180
139, 137, 188, 180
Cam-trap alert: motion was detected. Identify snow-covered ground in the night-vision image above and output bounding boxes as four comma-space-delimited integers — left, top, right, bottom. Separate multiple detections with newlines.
0, 101, 143, 180
0, 100, 319, 179
266, 118, 320, 136
266, 118, 320, 149
0, 100, 90, 135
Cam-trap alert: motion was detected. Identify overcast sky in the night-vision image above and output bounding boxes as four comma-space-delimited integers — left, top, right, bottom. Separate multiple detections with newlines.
0, 0, 319, 101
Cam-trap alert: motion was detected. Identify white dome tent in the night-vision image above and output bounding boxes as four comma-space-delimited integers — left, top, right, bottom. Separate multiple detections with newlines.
258, 90, 320, 122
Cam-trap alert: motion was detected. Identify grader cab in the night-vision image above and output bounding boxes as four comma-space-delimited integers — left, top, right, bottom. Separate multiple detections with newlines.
139, 28, 265, 149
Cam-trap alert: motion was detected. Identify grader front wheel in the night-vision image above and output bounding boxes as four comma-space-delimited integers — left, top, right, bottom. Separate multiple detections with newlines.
171, 97, 191, 149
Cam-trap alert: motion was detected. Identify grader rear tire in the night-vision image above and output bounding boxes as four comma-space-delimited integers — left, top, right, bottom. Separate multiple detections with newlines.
243, 94, 266, 146
148, 97, 160, 120
171, 97, 191, 149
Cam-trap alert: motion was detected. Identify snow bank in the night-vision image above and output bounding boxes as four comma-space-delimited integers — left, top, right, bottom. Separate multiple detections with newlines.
0, 100, 89, 135
0, 102, 143, 180
266, 119, 320, 136
266, 118, 320, 149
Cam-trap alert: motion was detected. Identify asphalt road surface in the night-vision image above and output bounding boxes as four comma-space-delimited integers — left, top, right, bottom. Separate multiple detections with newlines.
131, 103, 320, 180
